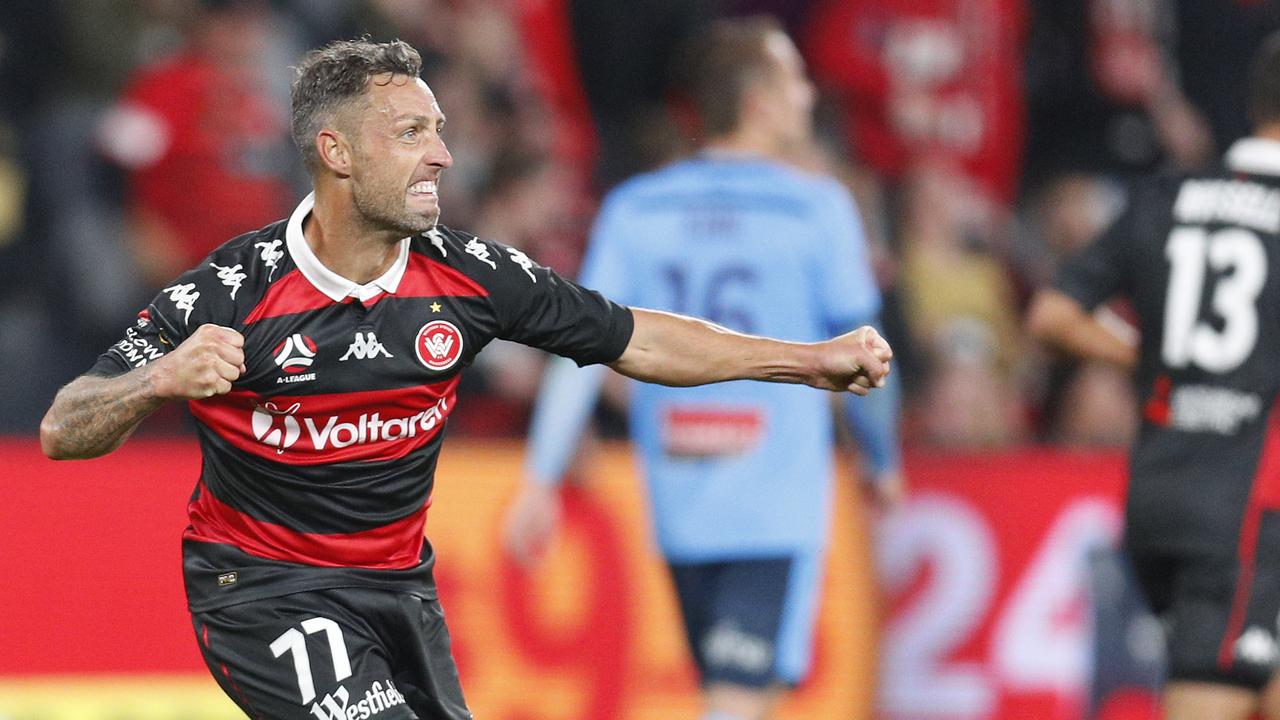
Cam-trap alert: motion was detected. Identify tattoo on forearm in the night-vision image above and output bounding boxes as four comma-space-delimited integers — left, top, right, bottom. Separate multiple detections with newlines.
45, 369, 164, 458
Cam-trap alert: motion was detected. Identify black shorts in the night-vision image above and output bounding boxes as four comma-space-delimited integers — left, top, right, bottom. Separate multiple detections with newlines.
668, 552, 822, 689
1130, 510, 1280, 691
191, 587, 472, 720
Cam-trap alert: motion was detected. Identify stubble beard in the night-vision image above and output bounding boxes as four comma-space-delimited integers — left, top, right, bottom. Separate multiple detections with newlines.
351, 177, 440, 237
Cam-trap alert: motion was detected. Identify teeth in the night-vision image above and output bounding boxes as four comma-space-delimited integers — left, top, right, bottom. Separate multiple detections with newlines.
410, 181, 437, 194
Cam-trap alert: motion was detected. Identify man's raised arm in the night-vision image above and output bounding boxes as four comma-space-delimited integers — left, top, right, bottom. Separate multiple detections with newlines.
609, 308, 892, 394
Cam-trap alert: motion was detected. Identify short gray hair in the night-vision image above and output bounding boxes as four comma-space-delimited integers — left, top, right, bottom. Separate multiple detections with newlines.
291, 38, 423, 169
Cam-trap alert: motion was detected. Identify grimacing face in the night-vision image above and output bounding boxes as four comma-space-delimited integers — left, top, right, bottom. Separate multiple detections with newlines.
347, 74, 453, 235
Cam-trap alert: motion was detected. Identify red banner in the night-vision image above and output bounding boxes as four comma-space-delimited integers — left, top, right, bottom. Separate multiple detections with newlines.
0, 438, 877, 719
0, 439, 1139, 719
878, 450, 1131, 720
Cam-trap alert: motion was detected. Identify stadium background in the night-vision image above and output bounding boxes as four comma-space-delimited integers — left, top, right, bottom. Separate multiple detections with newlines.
0, 0, 1270, 718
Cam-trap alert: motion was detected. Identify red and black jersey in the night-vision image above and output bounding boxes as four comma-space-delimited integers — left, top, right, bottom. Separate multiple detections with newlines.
92, 194, 633, 611
1054, 138, 1280, 559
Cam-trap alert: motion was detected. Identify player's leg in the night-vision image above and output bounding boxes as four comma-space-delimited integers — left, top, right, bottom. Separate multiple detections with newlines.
1155, 514, 1280, 720
1156, 582, 1267, 720
702, 682, 783, 720
1256, 511, 1280, 720
1219, 510, 1280, 720
1163, 681, 1256, 720
669, 553, 820, 720
1258, 671, 1280, 719
670, 559, 776, 720
192, 588, 421, 720
379, 591, 473, 720
670, 559, 718, 683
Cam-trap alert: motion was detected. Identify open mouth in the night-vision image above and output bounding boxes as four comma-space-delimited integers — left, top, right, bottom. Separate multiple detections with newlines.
408, 180, 438, 197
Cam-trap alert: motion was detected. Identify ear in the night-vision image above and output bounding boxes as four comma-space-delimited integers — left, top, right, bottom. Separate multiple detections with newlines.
315, 129, 353, 177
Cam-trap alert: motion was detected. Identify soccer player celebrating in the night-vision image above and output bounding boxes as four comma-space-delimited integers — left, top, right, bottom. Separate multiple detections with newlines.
504, 18, 902, 720
39, 39, 893, 719
1029, 32, 1280, 720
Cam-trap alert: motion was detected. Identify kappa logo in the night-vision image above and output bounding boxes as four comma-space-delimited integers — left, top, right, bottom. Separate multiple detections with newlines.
255, 239, 284, 281
465, 237, 496, 269
340, 332, 393, 362
415, 320, 463, 371
1236, 626, 1279, 665
162, 283, 200, 324
210, 262, 247, 300
506, 247, 537, 282
252, 401, 302, 453
274, 334, 318, 374
426, 227, 448, 257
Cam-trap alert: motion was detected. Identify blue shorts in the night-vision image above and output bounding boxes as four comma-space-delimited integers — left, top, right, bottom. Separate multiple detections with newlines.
667, 551, 823, 688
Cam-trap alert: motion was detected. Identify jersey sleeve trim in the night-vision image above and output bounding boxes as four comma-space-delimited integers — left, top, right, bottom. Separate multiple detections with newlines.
587, 302, 635, 366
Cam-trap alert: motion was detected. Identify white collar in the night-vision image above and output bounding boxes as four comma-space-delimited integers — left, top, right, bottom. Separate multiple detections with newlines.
1225, 138, 1280, 177
285, 192, 411, 303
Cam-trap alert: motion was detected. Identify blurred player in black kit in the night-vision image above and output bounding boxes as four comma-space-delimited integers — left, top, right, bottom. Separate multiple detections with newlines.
39, 39, 893, 719
1030, 33, 1280, 720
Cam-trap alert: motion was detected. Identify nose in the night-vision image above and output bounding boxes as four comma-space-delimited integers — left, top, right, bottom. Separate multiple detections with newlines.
428, 135, 453, 169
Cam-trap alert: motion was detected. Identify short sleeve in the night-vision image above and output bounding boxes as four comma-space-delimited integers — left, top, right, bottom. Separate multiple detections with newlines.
474, 239, 634, 366
816, 183, 881, 332
88, 262, 233, 376
89, 308, 179, 377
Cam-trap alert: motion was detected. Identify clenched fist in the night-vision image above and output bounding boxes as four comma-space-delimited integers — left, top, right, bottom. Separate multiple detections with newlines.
150, 324, 246, 399
811, 325, 893, 395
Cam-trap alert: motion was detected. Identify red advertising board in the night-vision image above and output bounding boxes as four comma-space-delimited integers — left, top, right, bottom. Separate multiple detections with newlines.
878, 450, 1131, 720
0, 437, 878, 719
0, 438, 1141, 719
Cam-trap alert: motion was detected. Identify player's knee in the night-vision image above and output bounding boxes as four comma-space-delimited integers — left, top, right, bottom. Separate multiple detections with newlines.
1260, 673, 1280, 720
701, 713, 752, 720
703, 680, 778, 720
1164, 680, 1259, 720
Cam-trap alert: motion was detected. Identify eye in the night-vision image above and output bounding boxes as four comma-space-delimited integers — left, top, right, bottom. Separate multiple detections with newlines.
401, 128, 418, 140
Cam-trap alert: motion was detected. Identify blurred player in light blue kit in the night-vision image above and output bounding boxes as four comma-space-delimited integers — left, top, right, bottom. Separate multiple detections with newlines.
503, 16, 902, 720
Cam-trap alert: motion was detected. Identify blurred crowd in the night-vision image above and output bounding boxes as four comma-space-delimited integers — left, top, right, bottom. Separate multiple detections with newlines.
1, 0, 1277, 446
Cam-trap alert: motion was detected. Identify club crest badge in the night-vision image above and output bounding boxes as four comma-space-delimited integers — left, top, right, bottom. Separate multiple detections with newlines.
415, 320, 463, 371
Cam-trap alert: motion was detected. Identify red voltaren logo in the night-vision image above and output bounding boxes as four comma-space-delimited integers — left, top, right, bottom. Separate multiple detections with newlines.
273, 333, 318, 373
415, 320, 463, 371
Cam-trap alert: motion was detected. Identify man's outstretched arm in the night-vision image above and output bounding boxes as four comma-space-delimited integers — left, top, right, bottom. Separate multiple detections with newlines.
40, 324, 246, 460
609, 308, 892, 394
505, 309, 893, 565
